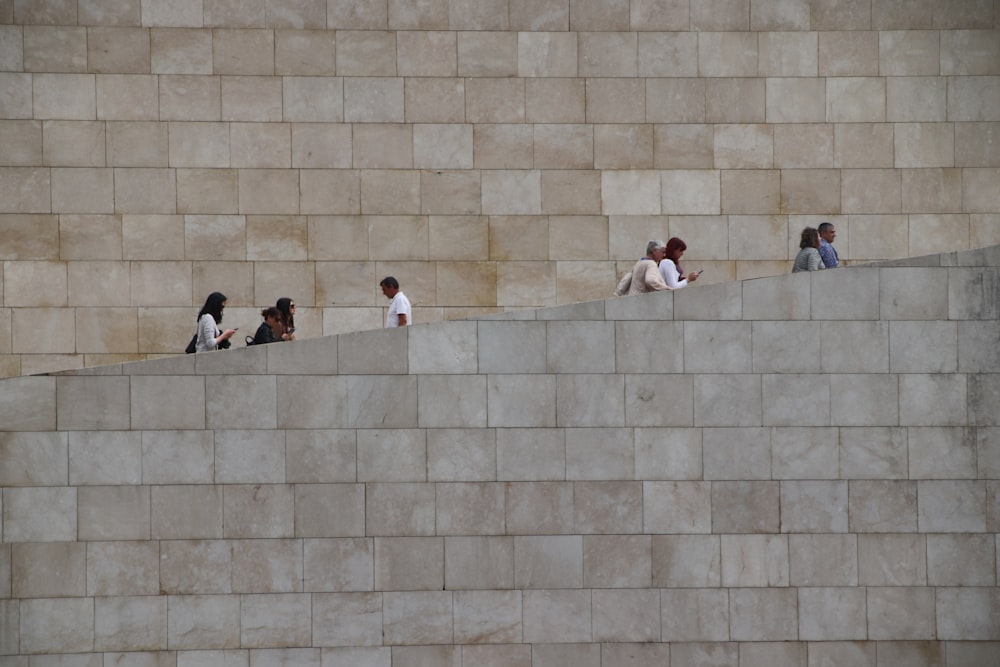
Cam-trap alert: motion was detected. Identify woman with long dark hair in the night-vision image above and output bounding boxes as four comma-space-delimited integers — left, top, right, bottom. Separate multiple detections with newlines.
658, 237, 701, 289
195, 291, 237, 352
275, 297, 296, 341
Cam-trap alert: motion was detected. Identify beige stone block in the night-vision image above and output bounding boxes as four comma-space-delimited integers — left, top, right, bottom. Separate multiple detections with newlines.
176, 168, 238, 213
68, 261, 130, 305
971, 213, 1000, 247
819, 31, 878, 76
393, 30, 455, 77
497, 260, 557, 307
516, 32, 576, 78
223, 483, 294, 538
834, 123, 894, 168
714, 124, 773, 169
827, 77, 887, 122
705, 78, 765, 123
297, 169, 358, 215
33, 73, 96, 120
592, 589, 660, 643
247, 594, 315, 647
359, 172, 419, 215
313, 593, 383, 648
23, 26, 87, 73
848, 214, 909, 259
106, 121, 167, 167
132, 261, 191, 307
578, 32, 637, 78
525, 78, 586, 123
336, 30, 396, 76
895, 122, 956, 168
235, 168, 297, 213
115, 167, 177, 214
86, 540, 159, 598
290, 123, 352, 168
886, 75, 949, 122
388, 0, 449, 29
76, 306, 138, 352
150, 485, 222, 539
168, 122, 229, 168
880, 30, 940, 76
87, 27, 150, 74
142, 0, 204, 27
303, 538, 372, 592
868, 587, 936, 640
59, 215, 124, 262
95, 595, 168, 651
151, 28, 213, 74
425, 215, 487, 260
842, 168, 901, 213
453, 589, 521, 644
601, 170, 660, 215
159, 74, 221, 121
372, 536, 443, 590
0, 24, 22, 70
771, 124, 832, 170
488, 215, 547, 261
637, 32, 697, 77
159, 539, 232, 594
214, 29, 275, 75
765, 78, 825, 123
521, 589, 592, 642
121, 214, 183, 260
584, 534, 651, 588
431, 260, 492, 306
872, 0, 933, 28
403, 77, 465, 123
51, 167, 114, 214
281, 76, 343, 122
662, 169, 720, 215
42, 121, 105, 167
350, 124, 411, 169
78, 484, 150, 540
943, 29, 1000, 75
294, 484, 365, 537
568, 0, 628, 30
473, 124, 533, 169
267, 0, 326, 28
96, 74, 159, 121
327, 0, 388, 27
244, 214, 307, 260
219, 76, 282, 121
230, 123, 290, 168
585, 78, 644, 123
481, 170, 541, 215
963, 167, 1000, 212
166, 594, 241, 650
0, 73, 32, 120
20, 597, 94, 654
758, 31, 817, 76
5, 260, 67, 307
0, 215, 59, 260
902, 170, 964, 215
538, 171, 598, 215
457, 31, 517, 76
0, 120, 42, 167
12, 542, 85, 598
273, 29, 335, 75
556, 259, 615, 302
780, 169, 841, 214
466, 78, 525, 123
698, 32, 758, 77
956, 121, 1000, 167
11, 308, 76, 353
591, 124, 650, 170
203, 0, 266, 27
182, 215, 245, 261
420, 171, 480, 216
651, 123, 710, 168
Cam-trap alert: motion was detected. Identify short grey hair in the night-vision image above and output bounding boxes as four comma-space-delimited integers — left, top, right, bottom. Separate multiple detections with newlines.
646, 240, 665, 256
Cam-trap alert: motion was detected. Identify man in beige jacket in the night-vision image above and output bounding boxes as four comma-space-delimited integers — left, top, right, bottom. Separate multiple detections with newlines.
615, 240, 670, 295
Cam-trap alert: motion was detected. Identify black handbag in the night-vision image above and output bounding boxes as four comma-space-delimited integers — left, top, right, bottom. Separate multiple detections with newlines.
185, 334, 197, 354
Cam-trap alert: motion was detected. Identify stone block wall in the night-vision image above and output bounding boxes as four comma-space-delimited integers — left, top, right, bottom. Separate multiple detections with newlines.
1, 245, 999, 665
1, 1, 999, 377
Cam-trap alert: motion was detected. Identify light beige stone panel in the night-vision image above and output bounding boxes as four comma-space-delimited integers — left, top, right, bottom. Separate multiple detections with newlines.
0, 167, 50, 213
0, 24, 22, 69
51, 167, 114, 214
714, 124, 772, 169
107, 122, 168, 167
963, 168, 1000, 213
5, 261, 67, 308
827, 77, 886, 122
336, 30, 396, 76
230, 123, 291, 168
463, 77, 524, 123
903, 168, 964, 215
414, 125, 473, 172
956, 121, 1000, 167
43, 121, 105, 167
578, 32, 637, 78
23, 26, 86, 73
517, 32, 576, 78
291, 123, 353, 169
637, 32, 697, 78
3, 485, 76, 542
757, 31, 817, 76
12, 542, 85, 598
176, 168, 238, 214
474, 124, 533, 169
159, 539, 232, 595
886, 75, 948, 122
780, 169, 841, 214
94, 595, 168, 651
697, 32, 757, 77
0, 120, 42, 167
303, 538, 373, 592
77, 484, 149, 541
166, 594, 241, 650
115, 168, 177, 214
834, 123, 894, 168
539, 173, 599, 216
220, 76, 283, 121
75, 307, 137, 353
86, 540, 159, 598
601, 170, 660, 215
772, 124, 833, 169
151, 29, 213, 75
274, 29, 336, 75
245, 214, 307, 260
662, 170, 720, 215
842, 169, 901, 214
653, 123, 712, 169
404, 78, 465, 123
87, 26, 150, 74
20, 597, 95, 654
584, 534, 651, 588
421, 171, 480, 216
879, 30, 940, 75
237, 169, 298, 214
11, 308, 76, 353
0, 73, 32, 120
160, 74, 222, 121
895, 123, 955, 168
432, 261, 494, 307
360, 172, 420, 215
592, 124, 650, 169
819, 31, 879, 76
142, 0, 204, 27
592, 589, 659, 642
765, 78, 825, 123
525, 78, 586, 123
168, 122, 229, 168
457, 31, 517, 77
867, 587, 936, 640
282, 76, 344, 122
388, 0, 449, 29
705, 78, 765, 123
121, 214, 184, 260
942, 29, 1000, 75
344, 77, 404, 123
299, 169, 360, 215
395, 31, 454, 77
96, 75, 159, 121
267, 0, 326, 28
0, 215, 59, 261
521, 589, 591, 642
848, 214, 909, 260
586, 78, 644, 123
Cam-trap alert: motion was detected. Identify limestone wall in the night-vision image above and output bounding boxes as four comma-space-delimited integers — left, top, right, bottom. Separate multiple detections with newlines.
1, 245, 999, 665
1, 1, 999, 377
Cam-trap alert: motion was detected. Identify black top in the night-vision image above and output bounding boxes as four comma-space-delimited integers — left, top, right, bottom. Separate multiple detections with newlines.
252, 321, 280, 345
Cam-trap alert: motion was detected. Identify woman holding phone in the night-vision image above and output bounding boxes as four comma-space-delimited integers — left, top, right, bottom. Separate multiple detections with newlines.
658, 237, 701, 289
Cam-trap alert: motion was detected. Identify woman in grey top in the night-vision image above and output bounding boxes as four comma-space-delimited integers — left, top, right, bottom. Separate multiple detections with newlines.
792, 227, 824, 273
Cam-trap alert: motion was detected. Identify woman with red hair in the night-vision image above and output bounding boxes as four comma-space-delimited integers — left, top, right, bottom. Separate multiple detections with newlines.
658, 237, 701, 289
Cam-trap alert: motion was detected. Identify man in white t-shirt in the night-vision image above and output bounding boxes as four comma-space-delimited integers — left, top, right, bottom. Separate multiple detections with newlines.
380, 276, 412, 327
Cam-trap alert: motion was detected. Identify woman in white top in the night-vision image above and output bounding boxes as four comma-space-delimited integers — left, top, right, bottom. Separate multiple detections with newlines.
659, 237, 701, 288
195, 291, 237, 352
792, 227, 824, 273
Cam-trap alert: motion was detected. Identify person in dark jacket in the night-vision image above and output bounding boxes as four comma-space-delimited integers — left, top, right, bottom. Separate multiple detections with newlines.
252, 306, 283, 345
